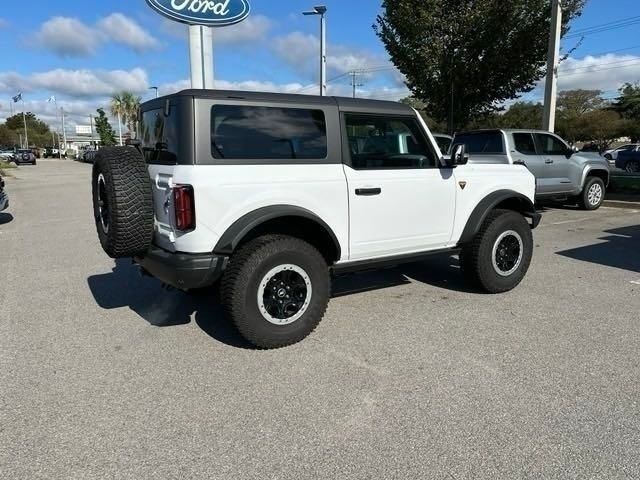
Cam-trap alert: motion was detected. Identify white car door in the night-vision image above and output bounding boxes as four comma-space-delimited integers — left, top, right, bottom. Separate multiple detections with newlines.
342, 113, 456, 260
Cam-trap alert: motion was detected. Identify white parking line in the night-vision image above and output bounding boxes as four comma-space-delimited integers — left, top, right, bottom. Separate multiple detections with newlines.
549, 217, 591, 225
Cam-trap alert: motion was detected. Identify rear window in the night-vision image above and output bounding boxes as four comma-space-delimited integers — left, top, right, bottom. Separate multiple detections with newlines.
455, 132, 505, 154
211, 105, 327, 160
140, 109, 179, 165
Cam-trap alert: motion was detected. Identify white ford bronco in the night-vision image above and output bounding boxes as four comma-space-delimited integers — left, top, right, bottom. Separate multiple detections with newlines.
92, 90, 541, 348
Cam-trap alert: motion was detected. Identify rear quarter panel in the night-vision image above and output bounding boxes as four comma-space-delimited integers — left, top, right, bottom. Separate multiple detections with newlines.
152, 164, 350, 260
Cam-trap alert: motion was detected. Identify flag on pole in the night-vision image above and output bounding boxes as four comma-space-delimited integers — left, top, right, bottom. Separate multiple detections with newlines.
12, 93, 22, 103
47, 96, 56, 103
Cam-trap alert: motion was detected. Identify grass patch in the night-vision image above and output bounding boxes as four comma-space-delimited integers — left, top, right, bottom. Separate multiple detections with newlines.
610, 175, 640, 194
0, 160, 17, 176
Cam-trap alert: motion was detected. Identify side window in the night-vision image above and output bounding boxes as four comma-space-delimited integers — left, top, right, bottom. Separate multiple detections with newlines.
211, 105, 327, 160
536, 133, 568, 156
513, 133, 537, 155
140, 109, 179, 165
344, 114, 437, 170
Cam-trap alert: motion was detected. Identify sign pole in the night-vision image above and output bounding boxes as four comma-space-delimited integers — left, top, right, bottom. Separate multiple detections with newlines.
189, 25, 204, 89
202, 26, 215, 89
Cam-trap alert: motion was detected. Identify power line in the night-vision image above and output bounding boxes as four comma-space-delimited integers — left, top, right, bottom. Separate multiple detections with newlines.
566, 16, 640, 39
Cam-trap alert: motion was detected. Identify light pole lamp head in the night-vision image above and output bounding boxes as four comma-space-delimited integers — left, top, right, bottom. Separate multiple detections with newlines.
303, 5, 327, 15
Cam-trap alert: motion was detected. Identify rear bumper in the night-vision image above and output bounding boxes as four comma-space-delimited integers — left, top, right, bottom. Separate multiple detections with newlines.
134, 247, 228, 291
0, 191, 8, 212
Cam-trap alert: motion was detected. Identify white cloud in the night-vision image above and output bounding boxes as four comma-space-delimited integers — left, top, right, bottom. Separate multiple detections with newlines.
272, 31, 392, 79
557, 54, 640, 92
97, 13, 159, 52
215, 15, 273, 44
0, 68, 149, 98
30, 68, 149, 97
160, 15, 272, 45
33, 14, 159, 57
158, 78, 307, 96
33, 17, 100, 57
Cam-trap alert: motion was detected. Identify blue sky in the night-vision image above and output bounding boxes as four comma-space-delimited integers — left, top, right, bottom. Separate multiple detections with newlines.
0, 0, 639, 128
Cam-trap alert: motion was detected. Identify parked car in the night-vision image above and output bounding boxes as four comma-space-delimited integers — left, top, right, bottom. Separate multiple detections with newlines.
433, 133, 453, 154
14, 149, 37, 165
82, 149, 97, 163
0, 149, 15, 161
603, 144, 640, 162
0, 174, 8, 212
453, 129, 610, 210
90, 90, 540, 349
616, 149, 640, 173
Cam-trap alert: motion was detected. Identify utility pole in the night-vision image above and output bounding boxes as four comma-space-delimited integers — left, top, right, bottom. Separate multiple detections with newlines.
21, 97, 29, 149
350, 71, 364, 98
543, 0, 563, 132
61, 107, 67, 151
303, 6, 328, 96
19, 133, 23, 149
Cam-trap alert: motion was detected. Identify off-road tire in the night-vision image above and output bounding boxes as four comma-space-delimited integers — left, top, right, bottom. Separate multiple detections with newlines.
460, 209, 533, 293
221, 235, 330, 349
580, 177, 605, 211
91, 147, 154, 258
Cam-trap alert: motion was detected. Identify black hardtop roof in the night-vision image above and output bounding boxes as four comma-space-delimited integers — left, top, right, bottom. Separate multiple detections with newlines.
148, 89, 414, 114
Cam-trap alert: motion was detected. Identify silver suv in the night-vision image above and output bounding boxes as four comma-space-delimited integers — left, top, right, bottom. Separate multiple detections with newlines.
453, 129, 610, 210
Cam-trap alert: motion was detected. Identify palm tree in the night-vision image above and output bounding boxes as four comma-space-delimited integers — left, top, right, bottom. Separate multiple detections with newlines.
110, 91, 142, 145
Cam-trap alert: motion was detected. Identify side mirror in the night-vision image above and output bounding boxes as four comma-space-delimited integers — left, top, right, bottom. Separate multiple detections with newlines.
565, 146, 577, 159
450, 143, 469, 166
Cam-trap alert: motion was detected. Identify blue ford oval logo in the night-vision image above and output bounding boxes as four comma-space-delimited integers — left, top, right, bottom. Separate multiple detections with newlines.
146, 0, 251, 27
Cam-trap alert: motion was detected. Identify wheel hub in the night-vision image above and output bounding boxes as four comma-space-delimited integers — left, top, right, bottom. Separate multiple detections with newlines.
257, 264, 312, 325
588, 183, 603, 206
97, 173, 110, 234
492, 230, 524, 277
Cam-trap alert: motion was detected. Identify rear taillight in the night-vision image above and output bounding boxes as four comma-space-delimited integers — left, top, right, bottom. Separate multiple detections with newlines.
173, 185, 195, 231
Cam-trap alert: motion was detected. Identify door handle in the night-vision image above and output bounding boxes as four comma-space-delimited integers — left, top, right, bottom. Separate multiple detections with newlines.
545, 159, 554, 164
355, 188, 382, 196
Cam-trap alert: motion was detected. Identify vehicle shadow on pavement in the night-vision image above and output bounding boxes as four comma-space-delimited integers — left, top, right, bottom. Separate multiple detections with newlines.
557, 225, 640, 274
0, 213, 13, 225
87, 259, 252, 349
332, 253, 480, 297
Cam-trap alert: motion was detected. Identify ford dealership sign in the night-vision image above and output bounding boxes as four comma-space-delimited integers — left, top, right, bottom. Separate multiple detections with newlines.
146, 0, 250, 27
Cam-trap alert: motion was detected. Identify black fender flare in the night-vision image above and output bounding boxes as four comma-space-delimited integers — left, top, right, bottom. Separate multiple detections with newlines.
458, 190, 540, 246
213, 205, 342, 259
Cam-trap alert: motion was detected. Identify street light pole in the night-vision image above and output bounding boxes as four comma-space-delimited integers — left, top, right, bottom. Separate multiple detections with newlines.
20, 98, 29, 149
303, 6, 328, 96
543, 0, 563, 132
150, 86, 159, 99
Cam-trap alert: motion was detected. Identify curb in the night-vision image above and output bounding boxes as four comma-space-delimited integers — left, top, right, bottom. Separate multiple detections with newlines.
603, 200, 640, 210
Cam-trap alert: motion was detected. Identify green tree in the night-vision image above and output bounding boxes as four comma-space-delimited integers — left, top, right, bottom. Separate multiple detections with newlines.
612, 83, 640, 141
111, 91, 142, 138
4, 113, 53, 147
399, 96, 447, 132
555, 89, 605, 143
501, 102, 544, 129
375, 0, 585, 131
94, 108, 116, 146
576, 110, 623, 151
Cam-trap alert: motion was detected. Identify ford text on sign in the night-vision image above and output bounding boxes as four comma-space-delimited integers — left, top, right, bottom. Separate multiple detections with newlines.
145, 0, 250, 27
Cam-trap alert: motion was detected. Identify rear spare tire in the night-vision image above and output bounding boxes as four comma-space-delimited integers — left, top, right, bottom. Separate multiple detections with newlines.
92, 147, 154, 258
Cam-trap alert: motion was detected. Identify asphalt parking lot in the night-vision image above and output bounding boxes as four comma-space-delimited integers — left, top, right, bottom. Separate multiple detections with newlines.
1, 160, 639, 479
